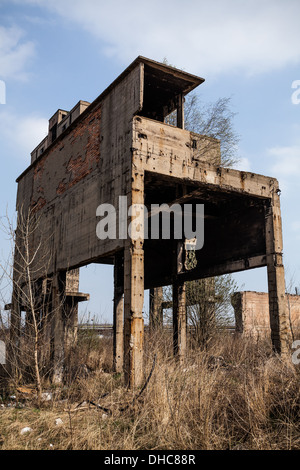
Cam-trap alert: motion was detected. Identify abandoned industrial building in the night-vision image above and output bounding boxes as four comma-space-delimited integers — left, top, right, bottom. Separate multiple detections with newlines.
9, 56, 291, 389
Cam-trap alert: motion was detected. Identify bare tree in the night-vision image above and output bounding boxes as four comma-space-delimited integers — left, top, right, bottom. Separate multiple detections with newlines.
184, 93, 240, 168
0, 208, 60, 403
186, 274, 238, 348
163, 57, 240, 168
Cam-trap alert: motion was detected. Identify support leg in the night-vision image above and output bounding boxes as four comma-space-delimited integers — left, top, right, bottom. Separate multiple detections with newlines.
173, 281, 186, 362
123, 165, 145, 389
64, 299, 78, 351
113, 251, 124, 373
51, 272, 66, 384
124, 241, 144, 389
8, 289, 22, 377
265, 195, 290, 355
149, 287, 163, 330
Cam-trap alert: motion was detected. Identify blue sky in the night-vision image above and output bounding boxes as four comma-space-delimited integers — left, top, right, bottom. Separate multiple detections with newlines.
0, 0, 300, 323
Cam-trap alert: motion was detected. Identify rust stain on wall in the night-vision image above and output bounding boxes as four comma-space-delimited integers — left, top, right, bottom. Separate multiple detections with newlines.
57, 106, 101, 195
31, 196, 47, 213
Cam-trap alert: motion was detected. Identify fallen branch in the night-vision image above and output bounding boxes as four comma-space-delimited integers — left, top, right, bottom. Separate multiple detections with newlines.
66, 354, 157, 415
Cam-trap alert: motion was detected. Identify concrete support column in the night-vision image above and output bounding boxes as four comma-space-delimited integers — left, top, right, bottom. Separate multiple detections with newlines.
265, 195, 290, 355
113, 251, 124, 373
149, 287, 163, 330
177, 93, 184, 129
123, 160, 144, 388
124, 241, 144, 388
173, 281, 187, 362
24, 309, 33, 338
51, 271, 66, 384
172, 239, 187, 362
64, 299, 78, 351
40, 281, 53, 366
8, 287, 22, 376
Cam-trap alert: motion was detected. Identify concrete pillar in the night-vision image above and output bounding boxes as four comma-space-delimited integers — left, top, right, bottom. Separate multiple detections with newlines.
64, 299, 78, 351
173, 281, 186, 362
149, 287, 163, 329
24, 309, 33, 338
124, 241, 144, 388
123, 164, 145, 388
8, 287, 22, 376
177, 93, 184, 129
113, 251, 124, 373
123, 172, 145, 388
172, 238, 187, 362
51, 272, 66, 384
40, 279, 53, 367
265, 195, 290, 355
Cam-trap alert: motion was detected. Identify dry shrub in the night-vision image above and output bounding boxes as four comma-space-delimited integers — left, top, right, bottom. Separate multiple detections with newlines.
0, 331, 299, 450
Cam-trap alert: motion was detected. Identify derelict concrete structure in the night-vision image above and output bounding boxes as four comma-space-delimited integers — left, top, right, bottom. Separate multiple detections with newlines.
12, 57, 290, 388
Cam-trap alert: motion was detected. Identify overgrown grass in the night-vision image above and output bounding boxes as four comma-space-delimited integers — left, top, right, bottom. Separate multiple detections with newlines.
0, 330, 299, 450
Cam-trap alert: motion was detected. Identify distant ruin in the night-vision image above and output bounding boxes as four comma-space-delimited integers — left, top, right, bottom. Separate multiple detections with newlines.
232, 291, 300, 338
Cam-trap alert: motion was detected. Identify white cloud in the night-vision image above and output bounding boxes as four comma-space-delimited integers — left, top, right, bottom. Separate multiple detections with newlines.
291, 220, 300, 232
290, 225, 300, 243
15, 0, 300, 77
0, 109, 48, 159
0, 25, 35, 80
268, 145, 300, 177
265, 144, 300, 199
235, 156, 251, 172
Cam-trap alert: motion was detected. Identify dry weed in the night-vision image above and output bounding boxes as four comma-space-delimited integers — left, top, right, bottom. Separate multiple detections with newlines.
0, 331, 299, 450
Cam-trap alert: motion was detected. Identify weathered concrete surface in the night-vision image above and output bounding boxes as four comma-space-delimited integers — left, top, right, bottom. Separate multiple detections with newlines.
149, 287, 163, 329
12, 56, 290, 388
113, 251, 124, 373
232, 291, 300, 339
173, 281, 186, 362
